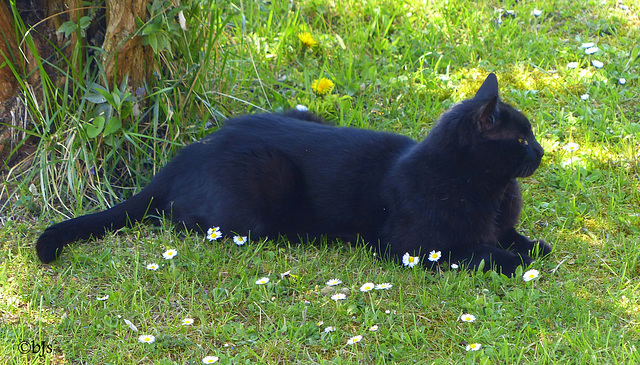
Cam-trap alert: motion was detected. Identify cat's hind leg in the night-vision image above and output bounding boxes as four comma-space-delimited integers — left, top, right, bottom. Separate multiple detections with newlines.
167, 147, 307, 239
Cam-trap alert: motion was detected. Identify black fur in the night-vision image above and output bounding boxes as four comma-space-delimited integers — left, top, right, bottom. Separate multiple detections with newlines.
36, 73, 551, 275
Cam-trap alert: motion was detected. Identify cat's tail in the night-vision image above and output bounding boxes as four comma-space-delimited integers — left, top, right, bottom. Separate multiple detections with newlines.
36, 188, 161, 263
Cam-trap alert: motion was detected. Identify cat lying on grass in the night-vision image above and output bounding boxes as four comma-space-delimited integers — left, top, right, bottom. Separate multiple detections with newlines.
36, 73, 551, 275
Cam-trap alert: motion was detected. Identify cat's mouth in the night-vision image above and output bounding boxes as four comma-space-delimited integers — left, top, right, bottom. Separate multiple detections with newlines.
515, 159, 541, 178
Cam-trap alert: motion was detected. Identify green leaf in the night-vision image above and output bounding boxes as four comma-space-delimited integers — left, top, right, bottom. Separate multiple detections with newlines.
79, 16, 92, 30
58, 21, 78, 37
148, 33, 159, 54
103, 117, 122, 136
111, 91, 121, 110
142, 23, 162, 36
85, 116, 105, 138
83, 94, 107, 104
95, 87, 114, 105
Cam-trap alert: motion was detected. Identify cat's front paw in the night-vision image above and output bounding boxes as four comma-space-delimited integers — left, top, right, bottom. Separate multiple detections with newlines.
532, 240, 552, 257
497, 254, 534, 277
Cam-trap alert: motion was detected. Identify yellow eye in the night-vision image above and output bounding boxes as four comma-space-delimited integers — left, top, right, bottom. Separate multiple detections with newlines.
518, 138, 528, 146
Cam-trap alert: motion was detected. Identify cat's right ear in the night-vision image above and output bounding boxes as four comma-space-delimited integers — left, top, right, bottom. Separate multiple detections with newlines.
477, 96, 498, 132
473, 73, 499, 101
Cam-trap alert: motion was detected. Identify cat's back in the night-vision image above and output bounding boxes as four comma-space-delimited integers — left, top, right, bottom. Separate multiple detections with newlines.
196, 113, 416, 164
159, 112, 417, 238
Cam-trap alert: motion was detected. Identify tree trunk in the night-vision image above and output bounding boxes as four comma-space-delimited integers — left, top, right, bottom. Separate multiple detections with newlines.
47, 0, 85, 82
0, 1, 18, 102
103, 0, 153, 89
1, 0, 154, 168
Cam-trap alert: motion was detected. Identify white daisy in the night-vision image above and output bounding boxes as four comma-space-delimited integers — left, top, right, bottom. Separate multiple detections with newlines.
233, 235, 247, 245
563, 142, 579, 152
162, 249, 177, 259
567, 62, 579, 69
255, 277, 270, 285
202, 356, 219, 364
460, 314, 476, 322
374, 283, 393, 290
330, 293, 347, 301
428, 250, 442, 262
466, 343, 482, 351
206, 227, 222, 241
584, 46, 599, 55
523, 269, 540, 282
359, 282, 375, 292
326, 278, 343, 286
592, 60, 604, 68
346, 335, 363, 345
146, 263, 159, 271
402, 252, 419, 267
182, 318, 194, 325
138, 334, 155, 343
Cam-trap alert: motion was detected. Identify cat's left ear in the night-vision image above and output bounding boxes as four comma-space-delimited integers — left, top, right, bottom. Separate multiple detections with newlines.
473, 73, 499, 101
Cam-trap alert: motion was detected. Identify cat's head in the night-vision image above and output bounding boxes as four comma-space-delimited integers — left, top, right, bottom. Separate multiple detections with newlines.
432, 73, 544, 179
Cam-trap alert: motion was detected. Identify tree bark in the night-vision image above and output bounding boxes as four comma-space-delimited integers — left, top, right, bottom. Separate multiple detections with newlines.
103, 0, 152, 89
0, 1, 18, 102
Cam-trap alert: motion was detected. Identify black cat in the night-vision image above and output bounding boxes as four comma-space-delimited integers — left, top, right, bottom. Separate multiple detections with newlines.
36, 73, 551, 275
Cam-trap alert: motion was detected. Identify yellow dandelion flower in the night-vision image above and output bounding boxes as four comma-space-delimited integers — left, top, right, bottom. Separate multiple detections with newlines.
311, 78, 335, 96
298, 32, 317, 48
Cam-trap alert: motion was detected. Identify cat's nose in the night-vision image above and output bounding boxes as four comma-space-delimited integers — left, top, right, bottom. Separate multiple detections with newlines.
532, 141, 544, 158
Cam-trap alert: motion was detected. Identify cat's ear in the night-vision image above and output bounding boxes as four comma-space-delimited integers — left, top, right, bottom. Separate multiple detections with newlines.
477, 96, 498, 131
473, 73, 499, 101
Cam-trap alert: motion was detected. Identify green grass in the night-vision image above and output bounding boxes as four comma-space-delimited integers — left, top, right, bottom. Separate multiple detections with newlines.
2, 0, 640, 363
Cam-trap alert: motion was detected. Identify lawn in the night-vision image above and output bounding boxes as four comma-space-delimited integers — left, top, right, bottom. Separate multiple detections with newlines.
1, 0, 639, 364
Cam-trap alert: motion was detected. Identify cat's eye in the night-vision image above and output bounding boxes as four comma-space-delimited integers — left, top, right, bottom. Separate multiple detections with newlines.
518, 138, 528, 146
